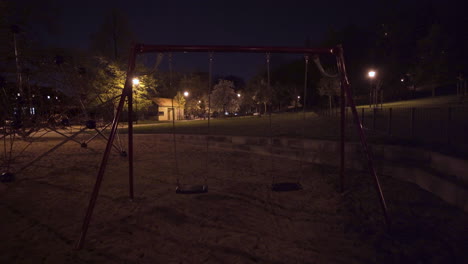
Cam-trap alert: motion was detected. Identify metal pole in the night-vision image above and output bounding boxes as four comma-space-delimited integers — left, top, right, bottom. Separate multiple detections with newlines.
381, 90, 383, 108
361, 108, 365, 127
76, 44, 137, 250
447, 107, 452, 145
139, 44, 333, 54
334, 46, 389, 228
388, 108, 392, 135
336, 55, 346, 192
128, 81, 134, 200
373, 108, 376, 130
410, 108, 415, 138
340, 65, 346, 193
12, 27, 23, 96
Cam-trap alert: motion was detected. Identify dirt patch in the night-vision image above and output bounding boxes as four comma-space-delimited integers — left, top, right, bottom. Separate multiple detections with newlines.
0, 134, 467, 263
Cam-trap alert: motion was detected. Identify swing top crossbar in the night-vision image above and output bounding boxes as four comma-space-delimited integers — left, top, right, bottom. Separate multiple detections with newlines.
136, 44, 335, 55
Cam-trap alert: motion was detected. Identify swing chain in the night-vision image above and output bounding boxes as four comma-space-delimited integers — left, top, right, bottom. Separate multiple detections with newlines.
265, 53, 275, 184
168, 53, 180, 186
205, 52, 214, 185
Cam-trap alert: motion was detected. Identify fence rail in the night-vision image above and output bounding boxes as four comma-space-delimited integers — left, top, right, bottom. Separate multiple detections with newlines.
321, 106, 468, 154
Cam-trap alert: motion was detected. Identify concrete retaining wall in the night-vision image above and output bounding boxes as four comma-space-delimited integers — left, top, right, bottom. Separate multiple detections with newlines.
150, 134, 468, 212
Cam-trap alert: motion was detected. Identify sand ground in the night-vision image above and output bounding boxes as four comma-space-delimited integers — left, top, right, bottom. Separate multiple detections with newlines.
1, 133, 467, 263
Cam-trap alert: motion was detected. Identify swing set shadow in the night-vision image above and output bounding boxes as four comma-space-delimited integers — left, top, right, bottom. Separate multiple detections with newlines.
75, 44, 390, 249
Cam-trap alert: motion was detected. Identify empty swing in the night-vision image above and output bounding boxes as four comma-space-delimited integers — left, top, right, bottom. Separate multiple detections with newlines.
268, 54, 310, 192
169, 53, 209, 194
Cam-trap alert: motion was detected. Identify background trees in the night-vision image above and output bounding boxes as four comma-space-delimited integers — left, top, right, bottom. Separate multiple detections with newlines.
317, 76, 340, 111
2, 1, 467, 121
211, 79, 240, 114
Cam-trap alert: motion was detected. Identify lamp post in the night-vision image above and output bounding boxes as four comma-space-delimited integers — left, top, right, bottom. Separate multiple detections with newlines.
296, 95, 301, 111
368, 70, 376, 108
182, 91, 189, 119
132, 78, 139, 124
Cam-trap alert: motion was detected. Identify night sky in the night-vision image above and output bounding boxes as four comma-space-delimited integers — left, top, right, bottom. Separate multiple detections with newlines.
37, 0, 382, 79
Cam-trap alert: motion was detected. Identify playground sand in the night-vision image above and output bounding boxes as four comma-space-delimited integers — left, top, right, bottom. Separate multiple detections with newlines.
1, 134, 467, 263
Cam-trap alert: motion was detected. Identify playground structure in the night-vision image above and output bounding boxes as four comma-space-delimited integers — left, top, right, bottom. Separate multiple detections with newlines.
1, 62, 126, 182
75, 43, 390, 249
1, 24, 129, 180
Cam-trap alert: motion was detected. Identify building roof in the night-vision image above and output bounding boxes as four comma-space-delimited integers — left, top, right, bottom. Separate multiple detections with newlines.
151, 97, 180, 107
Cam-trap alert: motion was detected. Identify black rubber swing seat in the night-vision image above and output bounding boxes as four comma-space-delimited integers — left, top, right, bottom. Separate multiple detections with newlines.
176, 184, 208, 194
271, 182, 302, 192
0, 172, 15, 183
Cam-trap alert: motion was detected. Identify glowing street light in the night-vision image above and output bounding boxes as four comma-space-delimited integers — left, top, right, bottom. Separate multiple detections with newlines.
183, 91, 189, 97
297, 96, 301, 99
368, 70, 376, 108
132, 78, 140, 123
401, 78, 404, 82
237, 93, 241, 98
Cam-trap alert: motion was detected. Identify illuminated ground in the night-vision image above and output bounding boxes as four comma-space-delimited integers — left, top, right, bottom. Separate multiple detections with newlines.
0, 134, 467, 263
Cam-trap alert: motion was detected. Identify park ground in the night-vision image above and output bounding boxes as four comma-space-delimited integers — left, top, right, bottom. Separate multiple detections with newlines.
1, 133, 467, 263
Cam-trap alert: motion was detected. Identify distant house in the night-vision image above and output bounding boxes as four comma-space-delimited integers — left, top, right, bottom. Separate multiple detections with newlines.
151, 97, 184, 121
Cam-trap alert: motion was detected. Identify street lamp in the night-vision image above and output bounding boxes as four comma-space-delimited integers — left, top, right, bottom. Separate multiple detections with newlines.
183, 91, 189, 97
132, 78, 139, 124
237, 93, 241, 98
368, 70, 376, 108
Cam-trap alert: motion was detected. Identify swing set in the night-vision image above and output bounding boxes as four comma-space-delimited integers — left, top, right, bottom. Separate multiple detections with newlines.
76, 44, 390, 249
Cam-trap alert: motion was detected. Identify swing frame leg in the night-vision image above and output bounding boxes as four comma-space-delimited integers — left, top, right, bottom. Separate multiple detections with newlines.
335, 46, 390, 228
75, 45, 137, 250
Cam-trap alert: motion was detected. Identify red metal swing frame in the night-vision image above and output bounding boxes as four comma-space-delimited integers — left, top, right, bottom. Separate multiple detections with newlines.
75, 44, 390, 249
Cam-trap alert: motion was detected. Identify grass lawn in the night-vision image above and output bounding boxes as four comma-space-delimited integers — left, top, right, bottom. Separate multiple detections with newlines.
122, 112, 347, 140
116, 110, 467, 158
357, 95, 466, 109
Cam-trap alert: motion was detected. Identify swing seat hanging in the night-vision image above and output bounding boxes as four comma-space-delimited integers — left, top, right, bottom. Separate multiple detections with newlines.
176, 184, 208, 194
271, 182, 302, 192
